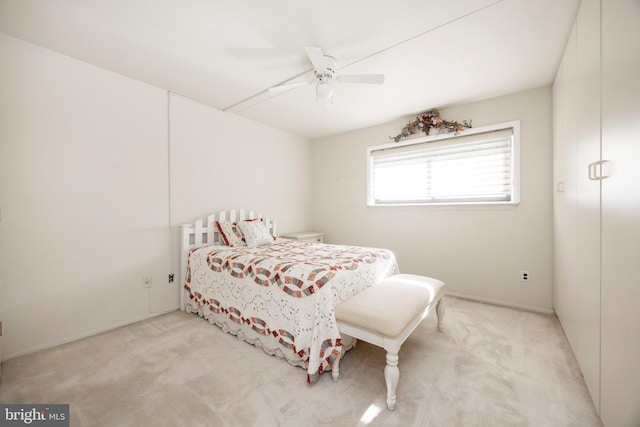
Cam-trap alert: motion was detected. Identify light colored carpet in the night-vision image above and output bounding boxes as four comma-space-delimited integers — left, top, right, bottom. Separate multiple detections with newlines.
0, 297, 602, 427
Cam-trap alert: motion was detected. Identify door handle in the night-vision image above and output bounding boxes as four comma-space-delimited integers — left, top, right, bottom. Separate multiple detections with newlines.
588, 160, 611, 180
588, 162, 598, 180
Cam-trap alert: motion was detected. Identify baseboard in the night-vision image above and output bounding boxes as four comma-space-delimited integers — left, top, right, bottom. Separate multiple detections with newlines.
445, 291, 556, 315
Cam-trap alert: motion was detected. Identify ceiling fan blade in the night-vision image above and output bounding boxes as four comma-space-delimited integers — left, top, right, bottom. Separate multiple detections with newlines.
336, 74, 385, 84
305, 47, 328, 73
268, 80, 313, 92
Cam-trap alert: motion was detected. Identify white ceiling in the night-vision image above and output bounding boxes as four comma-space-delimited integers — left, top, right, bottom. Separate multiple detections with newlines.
0, 0, 580, 139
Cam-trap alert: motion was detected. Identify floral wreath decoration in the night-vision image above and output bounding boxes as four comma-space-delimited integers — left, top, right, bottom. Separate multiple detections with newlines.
390, 109, 472, 142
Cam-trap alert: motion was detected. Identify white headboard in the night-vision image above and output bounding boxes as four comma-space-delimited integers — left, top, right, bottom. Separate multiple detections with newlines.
179, 209, 277, 310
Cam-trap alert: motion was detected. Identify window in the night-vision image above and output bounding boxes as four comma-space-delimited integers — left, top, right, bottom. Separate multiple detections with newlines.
367, 121, 520, 206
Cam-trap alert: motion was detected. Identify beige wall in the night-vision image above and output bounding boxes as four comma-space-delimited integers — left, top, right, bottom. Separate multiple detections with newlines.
168, 94, 313, 283
0, 34, 312, 359
310, 86, 554, 312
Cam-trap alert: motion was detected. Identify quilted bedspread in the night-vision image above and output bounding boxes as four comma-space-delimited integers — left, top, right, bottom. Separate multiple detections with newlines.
184, 239, 398, 382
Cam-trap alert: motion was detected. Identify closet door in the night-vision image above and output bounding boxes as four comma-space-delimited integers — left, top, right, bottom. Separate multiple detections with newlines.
600, 0, 640, 425
574, 0, 602, 411
553, 23, 578, 347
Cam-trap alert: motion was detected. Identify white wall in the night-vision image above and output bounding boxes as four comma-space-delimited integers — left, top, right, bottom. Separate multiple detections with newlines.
311, 86, 554, 312
0, 33, 171, 359
0, 34, 312, 360
168, 94, 312, 281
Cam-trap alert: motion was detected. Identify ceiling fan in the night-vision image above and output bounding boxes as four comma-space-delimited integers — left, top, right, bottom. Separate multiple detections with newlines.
268, 47, 384, 105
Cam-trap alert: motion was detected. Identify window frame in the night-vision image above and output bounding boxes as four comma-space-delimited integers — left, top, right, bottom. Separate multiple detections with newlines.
366, 120, 521, 207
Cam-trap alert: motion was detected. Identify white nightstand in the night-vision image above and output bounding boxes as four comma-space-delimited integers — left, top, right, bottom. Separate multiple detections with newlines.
280, 231, 324, 243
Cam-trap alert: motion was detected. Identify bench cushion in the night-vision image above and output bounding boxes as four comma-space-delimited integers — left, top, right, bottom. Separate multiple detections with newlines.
335, 274, 445, 338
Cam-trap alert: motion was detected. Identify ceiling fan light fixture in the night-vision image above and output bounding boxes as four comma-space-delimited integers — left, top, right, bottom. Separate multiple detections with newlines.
316, 80, 334, 101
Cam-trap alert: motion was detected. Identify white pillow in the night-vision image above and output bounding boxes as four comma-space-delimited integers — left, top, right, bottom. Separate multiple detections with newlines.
216, 221, 246, 247
238, 219, 274, 247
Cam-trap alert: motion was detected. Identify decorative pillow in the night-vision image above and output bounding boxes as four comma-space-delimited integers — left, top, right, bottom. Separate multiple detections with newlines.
238, 219, 274, 247
216, 221, 246, 247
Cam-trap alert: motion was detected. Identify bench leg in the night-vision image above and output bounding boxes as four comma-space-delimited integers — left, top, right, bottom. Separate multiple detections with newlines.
436, 297, 445, 332
384, 351, 399, 410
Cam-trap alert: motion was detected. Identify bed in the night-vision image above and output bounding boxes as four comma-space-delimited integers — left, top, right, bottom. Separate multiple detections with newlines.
180, 209, 399, 382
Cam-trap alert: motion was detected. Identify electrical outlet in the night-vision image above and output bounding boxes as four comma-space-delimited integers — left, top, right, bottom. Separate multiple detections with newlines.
142, 277, 152, 288
520, 271, 530, 282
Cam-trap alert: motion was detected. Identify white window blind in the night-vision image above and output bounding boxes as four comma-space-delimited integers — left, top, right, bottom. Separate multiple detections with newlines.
369, 127, 516, 205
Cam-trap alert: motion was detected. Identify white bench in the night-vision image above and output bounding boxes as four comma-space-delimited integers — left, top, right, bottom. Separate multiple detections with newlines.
332, 274, 446, 410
